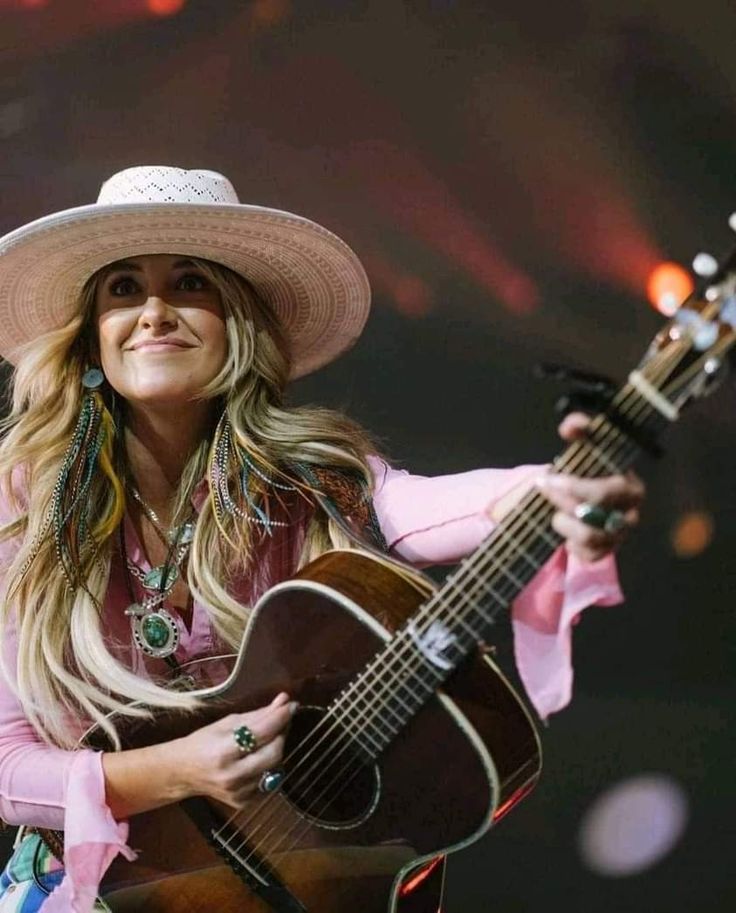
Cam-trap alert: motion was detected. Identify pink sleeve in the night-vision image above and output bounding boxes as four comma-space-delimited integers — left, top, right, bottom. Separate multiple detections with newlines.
369, 455, 624, 719
0, 477, 135, 912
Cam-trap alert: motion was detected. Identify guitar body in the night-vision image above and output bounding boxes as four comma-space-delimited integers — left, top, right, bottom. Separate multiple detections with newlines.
93, 550, 542, 913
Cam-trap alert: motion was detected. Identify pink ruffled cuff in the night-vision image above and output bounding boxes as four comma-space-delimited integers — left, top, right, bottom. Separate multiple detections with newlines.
512, 547, 624, 720
42, 750, 136, 913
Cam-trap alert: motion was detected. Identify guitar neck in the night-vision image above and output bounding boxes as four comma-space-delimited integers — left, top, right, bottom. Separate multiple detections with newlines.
332, 381, 667, 760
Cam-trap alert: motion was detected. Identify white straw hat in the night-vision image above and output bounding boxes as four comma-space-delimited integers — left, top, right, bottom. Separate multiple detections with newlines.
0, 165, 371, 377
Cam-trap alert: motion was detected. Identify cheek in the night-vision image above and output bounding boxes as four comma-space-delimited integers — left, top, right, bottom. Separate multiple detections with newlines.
204, 314, 229, 366
95, 314, 130, 382
95, 317, 116, 368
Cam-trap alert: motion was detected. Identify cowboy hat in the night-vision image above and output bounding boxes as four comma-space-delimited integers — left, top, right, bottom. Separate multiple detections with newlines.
0, 165, 371, 377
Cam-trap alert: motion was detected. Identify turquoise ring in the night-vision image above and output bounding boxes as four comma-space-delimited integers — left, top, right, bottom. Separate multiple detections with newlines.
233, 725, 258, 755
574, 502, 627, 535
259, 768, 285, 794
574, 502, 610, 530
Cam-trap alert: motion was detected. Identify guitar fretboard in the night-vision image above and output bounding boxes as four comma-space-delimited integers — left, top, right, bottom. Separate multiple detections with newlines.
331, 381, 668, 759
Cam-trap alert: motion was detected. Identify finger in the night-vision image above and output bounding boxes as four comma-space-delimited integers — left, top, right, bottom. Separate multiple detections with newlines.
551, 510, 609, 547
551, 512, 616, 562
228, 736, 287, 805
557, 412, 592, 442
537, 471, 644, 511
235, 734, 286, 776
232, 701, 297, 754
252, 734, 286, 772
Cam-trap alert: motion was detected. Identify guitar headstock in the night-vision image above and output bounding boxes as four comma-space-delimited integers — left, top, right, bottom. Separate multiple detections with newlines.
638, 236, 736, 417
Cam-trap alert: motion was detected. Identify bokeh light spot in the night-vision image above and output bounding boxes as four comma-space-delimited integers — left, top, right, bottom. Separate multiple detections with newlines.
647, 262, 694, 316
578, 774, 688, 877
147, 0, 186, 17
671, 510, 714, 558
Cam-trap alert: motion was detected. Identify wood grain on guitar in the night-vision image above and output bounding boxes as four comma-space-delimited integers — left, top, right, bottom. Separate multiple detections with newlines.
90, 550, 541, 913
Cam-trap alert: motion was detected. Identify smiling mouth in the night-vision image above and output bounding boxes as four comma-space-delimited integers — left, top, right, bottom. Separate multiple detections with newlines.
131, 342, 193, 352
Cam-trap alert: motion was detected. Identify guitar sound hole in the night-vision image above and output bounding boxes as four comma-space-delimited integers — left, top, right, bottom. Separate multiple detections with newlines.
281, 706, 380, 830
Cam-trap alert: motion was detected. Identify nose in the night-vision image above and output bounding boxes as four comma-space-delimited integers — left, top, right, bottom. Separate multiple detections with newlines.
138, 295, 177, 332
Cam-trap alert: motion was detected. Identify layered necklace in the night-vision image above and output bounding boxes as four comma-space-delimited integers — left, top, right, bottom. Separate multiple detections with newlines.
121, 486, 195, 661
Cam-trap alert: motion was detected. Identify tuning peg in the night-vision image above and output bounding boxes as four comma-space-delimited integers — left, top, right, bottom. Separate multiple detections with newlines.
728, 213, 736, 232
692, 252, 719, 277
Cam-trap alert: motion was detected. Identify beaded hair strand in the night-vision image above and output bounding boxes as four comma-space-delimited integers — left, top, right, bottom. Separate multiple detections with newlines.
208, 412, 306, 548
51, 380, 124, 590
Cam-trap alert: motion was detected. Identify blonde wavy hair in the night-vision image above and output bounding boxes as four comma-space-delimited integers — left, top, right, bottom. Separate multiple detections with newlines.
0, 258, 375, 749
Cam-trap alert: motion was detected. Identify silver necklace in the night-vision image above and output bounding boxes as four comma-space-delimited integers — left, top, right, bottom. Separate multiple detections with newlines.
123, 488, 195, 659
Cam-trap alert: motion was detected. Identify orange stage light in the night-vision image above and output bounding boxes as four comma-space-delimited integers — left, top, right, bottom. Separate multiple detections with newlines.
147, 0, 185, 17
671, 510, 714, 558
647, 262, 694, 317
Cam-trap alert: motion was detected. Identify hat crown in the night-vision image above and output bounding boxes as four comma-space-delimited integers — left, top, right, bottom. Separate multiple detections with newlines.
96, 165, 240, 206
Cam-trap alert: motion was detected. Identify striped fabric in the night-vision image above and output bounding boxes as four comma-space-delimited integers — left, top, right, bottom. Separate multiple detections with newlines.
0, 834, 108, 912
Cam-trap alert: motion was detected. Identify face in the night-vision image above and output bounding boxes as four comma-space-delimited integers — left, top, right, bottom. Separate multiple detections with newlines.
94, 254, 228, 409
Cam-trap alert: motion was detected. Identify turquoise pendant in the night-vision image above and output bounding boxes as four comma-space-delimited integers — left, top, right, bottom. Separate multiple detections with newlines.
142, 564, 178, 591
169, 521, 194, 545
132, 609, 179, 658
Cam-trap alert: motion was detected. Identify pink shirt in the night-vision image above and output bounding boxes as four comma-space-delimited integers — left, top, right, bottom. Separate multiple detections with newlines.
0, 457, 622, 911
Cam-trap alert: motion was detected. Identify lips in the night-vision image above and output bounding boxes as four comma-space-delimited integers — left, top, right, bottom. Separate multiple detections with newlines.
130, 338, 193, 351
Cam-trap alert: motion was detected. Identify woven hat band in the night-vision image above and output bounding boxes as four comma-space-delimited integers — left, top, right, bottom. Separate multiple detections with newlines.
97, 166, 240, 206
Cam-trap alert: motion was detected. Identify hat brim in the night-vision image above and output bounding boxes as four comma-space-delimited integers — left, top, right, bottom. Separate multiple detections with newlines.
0, 202, 371, 378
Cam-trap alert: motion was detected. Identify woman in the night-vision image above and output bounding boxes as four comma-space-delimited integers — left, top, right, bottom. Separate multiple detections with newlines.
0, 166, 643, 912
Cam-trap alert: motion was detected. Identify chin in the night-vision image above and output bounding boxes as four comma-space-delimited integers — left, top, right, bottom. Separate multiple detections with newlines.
124, 382, 208, 407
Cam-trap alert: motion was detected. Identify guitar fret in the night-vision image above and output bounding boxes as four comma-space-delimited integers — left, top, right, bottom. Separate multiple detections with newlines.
584, 440, 621, 475
515, 512, 559, 550
329, 388, 657, 760
628, 370, 679, 421
489, 527, 544, 573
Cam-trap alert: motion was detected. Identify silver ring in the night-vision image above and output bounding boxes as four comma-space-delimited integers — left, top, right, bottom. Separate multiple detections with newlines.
258, 768, 284, 794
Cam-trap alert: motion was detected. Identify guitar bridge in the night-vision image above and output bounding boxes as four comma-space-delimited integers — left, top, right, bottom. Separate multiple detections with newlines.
182, 798, 307, 913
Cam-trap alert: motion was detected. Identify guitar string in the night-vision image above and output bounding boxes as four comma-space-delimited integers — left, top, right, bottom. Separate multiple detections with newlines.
220, 324, 712, 864
238, 382, 661, 866
239, 352, 700, 853
221, 340, 690, 864
235, 437, 669, 870
218, 356, 680, 868
242, 328, 719, 868
245, 333, 735, 866
217, 336, 692, 863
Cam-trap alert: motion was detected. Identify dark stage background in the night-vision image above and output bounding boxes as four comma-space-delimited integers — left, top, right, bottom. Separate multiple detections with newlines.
1, 1, 735, 911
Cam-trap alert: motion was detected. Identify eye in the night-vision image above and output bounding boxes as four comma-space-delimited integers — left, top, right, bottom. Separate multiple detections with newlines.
177, 273, 209, 292
108, 276, 140, 297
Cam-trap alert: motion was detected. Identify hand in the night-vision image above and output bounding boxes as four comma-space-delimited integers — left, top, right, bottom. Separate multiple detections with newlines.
535, 412, 646, 562
175, 692, 296, 808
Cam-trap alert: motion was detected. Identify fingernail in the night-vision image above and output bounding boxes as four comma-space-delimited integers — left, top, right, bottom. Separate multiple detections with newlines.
271, 692, 288, 706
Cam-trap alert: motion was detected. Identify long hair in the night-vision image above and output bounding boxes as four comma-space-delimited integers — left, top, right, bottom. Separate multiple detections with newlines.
0, 258, 374, 748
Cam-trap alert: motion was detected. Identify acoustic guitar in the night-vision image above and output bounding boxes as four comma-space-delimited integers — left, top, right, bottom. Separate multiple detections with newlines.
86, 243, 736, 913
